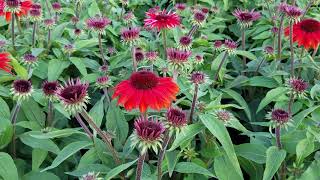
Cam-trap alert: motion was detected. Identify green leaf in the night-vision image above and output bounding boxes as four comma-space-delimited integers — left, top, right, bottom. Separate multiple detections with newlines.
21, 98, 46, 127
0, 118, 13, 149
166, 150, 180, 177
168, 123, 205, 151
70, 57, 88, 76
89, 96, 105, 127
298, 160, 320, 180
48, 59, 70, 81
20, 132, 60, 154
0, 97, 10, 119
256, 87, 287, 113
32, 149, 48, 171
51, 22, 68, 40
235, 50, 257, 60
296, 138, 314, 165
214, 154, 242, 180
105, 159, 138, 180
22, 171, 59, 180
174, 162, 215, 177
252, 31, 272, 40
263, 146, 286, 180
42, 141, 92, 172
29, 129, 84, 139
248, 76, 278, 88
200, 114, 243, 179
106, 100, 128, 144
0, 152, 19, 180
223, 89, 251, 122
11, 57, 28, 79
75, 39, 99, 49
235, 143, 267, 164
88, 0, 101, 17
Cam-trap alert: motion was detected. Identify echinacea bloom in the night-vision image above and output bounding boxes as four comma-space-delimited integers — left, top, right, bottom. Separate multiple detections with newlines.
201, 7, 209, 14
11, 79, 33, 101
214, 109, 235, 122
95, 76, 112, 89
64, 44, 74, 54
86, 15, 111, 34
167, 48, 192, 69
112, 70, 179, 113
194, 54, 204, 65
283, 5, 302, 23
232, 8, 260, 28
145, 51, 158, 62
71, 16, 79, 25
134, 48, 144, 62
0, 0, 32, 21
22, 53, 37, 66
123, 11, 136, 24
144, 9, 180, 30
0, 40, 6, 48
284, 19, 320, 49
99, 64, 108, 72
56, 78, 90, 115
166, 107, 187, 133
213, 40, 223, 51
120, 27, 140, 45
130, 116, 165, 154
29, 7, 41, 21
223, 39, 237, 54
0, 52, 12, 72
175, 3, 186, 11
42, 80, 59, 101
264, 46, 274, 56
51, 2, 61, 13
267, 109, 291, 128
43, 18, 55, 29
80, 172, 100, 180
74, 28, 82, 37
287, 77, 308, 96
191, 11, 206, 26
191, 71, 206, 84
178, 36, 192, 50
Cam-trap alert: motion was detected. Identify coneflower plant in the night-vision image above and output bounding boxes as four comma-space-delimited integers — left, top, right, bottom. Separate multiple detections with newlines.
42, 80, 59, 127
120, 26, 140, 71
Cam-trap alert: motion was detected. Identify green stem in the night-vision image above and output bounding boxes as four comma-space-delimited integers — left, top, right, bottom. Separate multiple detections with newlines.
189, 84, 199, 123
213, 51, 228, 83
157, 132, 171, 180
11, 13, 15, 50
11, 102, 21, 158
289, 22, 294, 77
162, 30, 167, 59
241, 28, 246, 74
136, 152, 146, 180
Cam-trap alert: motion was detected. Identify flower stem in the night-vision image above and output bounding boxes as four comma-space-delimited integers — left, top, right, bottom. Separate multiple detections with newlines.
241, 28, 246, 73
98, 33, 106, 65
136, 152, 146, 180
189, 84, 199, 123
11, 102, 21, 158
47, 100, 54, 127
132, 46, 137, 72
289, 22, 294, 77
277, 15, 285, 61
11, 13, 15, 50
213, 51, 228, 83
103, 88, 111, 104
172, 69, 179, 82
75, 113, 93, 139
312, 45, 318, 60
162, 30, 167, 59
47, 29, 51, 50
45, 0, 52, 17
32, 22, 37, 48
298, 48, 305, 77
187, 25, 198, 38
80, 110, 121, 165
275, 126, 282, 149
54, 12, 58, 23
288, 90, 294, 115
254, 57, 266, 76
157, 132, 171, 180
302, 0, 313, 18
15, 14, 22, 34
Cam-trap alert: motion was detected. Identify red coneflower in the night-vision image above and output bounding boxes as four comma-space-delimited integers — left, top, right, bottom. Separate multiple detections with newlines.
134, 48, 145, 62
51, 2, 61, 13
178, 35, 192, 50
0, 0, 32, 21
284, 19, 320, 49
167, 48, 192, 64
42, 80, 59, 100
213, 40, 223, 51
123, 11, 136, 24
0, 52, 12, 72
287, 77, 308, 95
145, 51, 158, 62
175, 3, 186, 11
43, 18, 55, 29
71, 16, 79, 25
11, 79, 33, 101
267, 109, 291, 127
223, 39, 238, 53
191, 11, 206, 26
112, 70, 179, 113
86, 15, 111, 34
191, 71, 206, 84
56, 78, 90, 115
95, 75, 112, 89
283, 5, 302, 23
144, 9, 180, 30
22, 53, 37, 66
166, 107, 187, 132
120, 27, 140, 45
131, 116, 165, 154
232, 8, 261, 28
74, 28, 81, 37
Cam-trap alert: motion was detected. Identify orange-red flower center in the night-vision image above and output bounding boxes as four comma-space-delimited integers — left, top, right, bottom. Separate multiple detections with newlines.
300, 19, 320, 32
130, 71, 159, 90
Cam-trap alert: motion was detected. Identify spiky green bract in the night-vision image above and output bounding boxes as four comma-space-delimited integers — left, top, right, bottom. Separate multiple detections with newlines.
165, 107, 187, 136
266, 109, 293, 130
